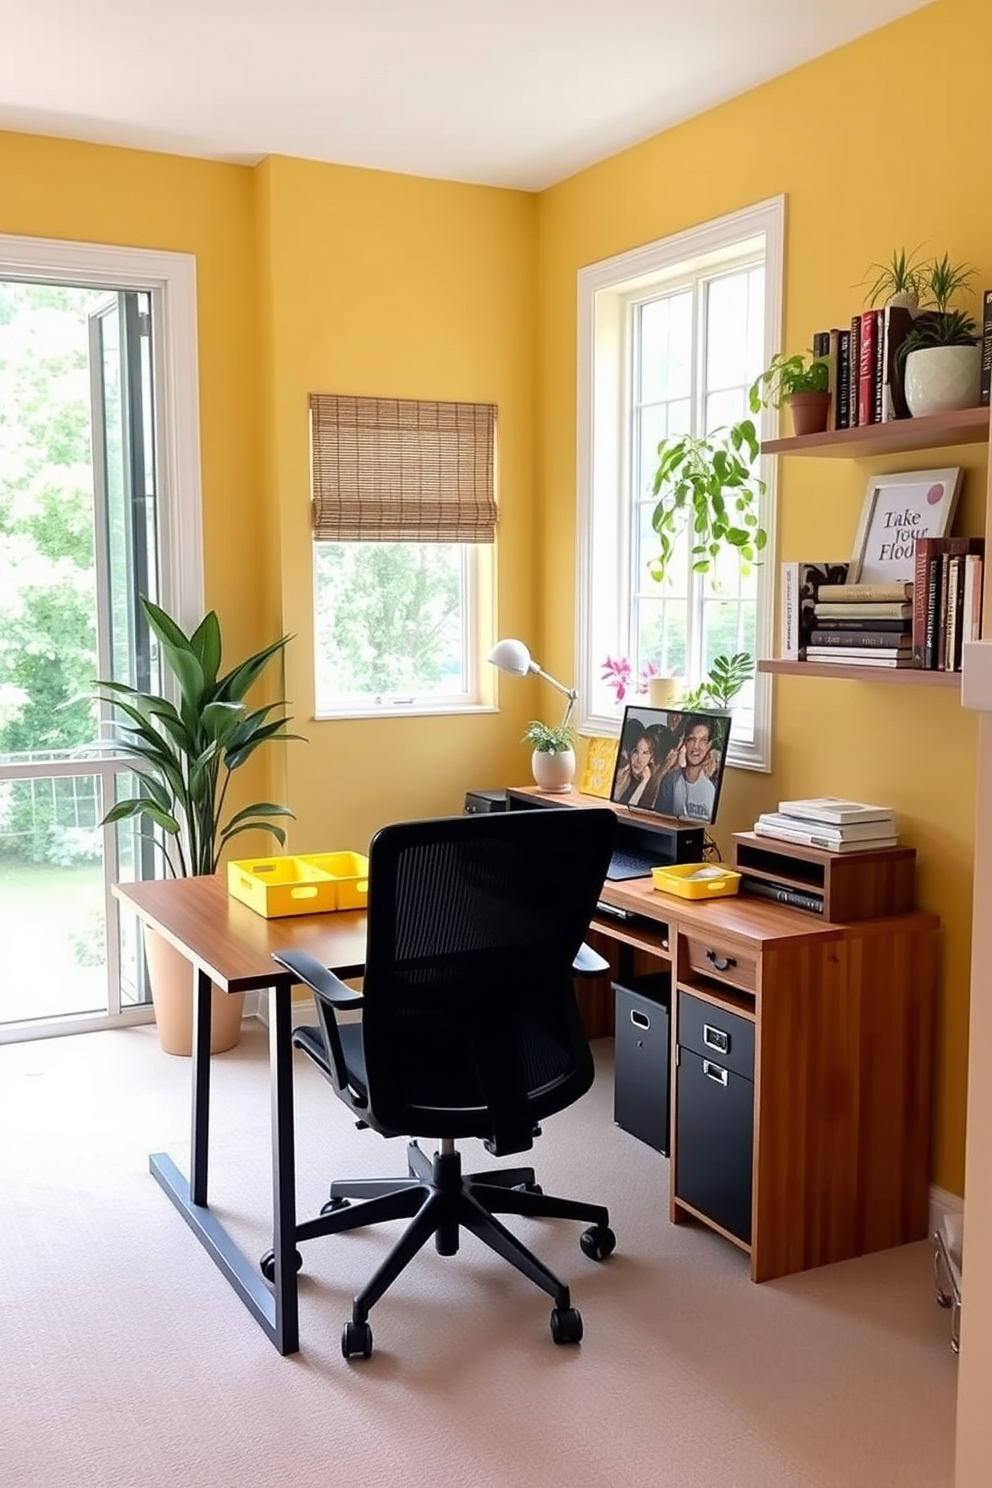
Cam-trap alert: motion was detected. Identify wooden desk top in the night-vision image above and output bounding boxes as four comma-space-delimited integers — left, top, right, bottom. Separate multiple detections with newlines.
114, 875, 368, 993
599, 872, 939, 947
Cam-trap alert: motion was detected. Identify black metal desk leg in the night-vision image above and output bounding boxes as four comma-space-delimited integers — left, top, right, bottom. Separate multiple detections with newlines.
190, 967, 213, 1205
269, 984, 300, 1355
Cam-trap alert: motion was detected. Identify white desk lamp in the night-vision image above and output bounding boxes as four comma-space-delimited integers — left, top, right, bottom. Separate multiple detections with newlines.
488, 638, 578, 733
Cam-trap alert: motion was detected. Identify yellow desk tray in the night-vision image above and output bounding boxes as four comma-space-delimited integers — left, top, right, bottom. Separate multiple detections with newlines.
651, 862, 741, 900
227, 852, 369, 917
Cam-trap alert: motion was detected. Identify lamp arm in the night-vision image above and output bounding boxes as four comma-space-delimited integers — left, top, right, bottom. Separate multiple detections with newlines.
531, 665, 578, 734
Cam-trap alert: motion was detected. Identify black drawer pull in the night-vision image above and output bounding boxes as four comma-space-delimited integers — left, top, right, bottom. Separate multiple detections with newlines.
703, 1023, 729, 1054
702, 1059, 729, 1086
630, 1009, 651, 1030
705, 949, 736, 972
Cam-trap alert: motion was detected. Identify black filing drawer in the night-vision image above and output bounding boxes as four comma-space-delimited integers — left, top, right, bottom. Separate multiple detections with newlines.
675, 990, 754, 1244
677, 991, 754, 1080
613, 973, 671, 1155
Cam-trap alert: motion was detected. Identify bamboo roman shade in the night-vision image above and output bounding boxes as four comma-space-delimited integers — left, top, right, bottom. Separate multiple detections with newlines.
310, 394, 498, 543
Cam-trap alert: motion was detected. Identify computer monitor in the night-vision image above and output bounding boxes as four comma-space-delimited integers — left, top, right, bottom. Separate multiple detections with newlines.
609, 705, 732, 826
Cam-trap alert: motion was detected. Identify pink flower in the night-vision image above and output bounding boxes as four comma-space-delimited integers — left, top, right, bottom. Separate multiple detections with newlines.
601, 656, 660, 703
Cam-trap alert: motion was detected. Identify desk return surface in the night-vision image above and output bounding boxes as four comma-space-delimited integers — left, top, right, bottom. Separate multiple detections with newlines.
595, 859, 939, 1284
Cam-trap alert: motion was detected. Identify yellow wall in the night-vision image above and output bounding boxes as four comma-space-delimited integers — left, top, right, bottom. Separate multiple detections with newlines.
0, 0, 986, 1194
538, 0, 990, 1194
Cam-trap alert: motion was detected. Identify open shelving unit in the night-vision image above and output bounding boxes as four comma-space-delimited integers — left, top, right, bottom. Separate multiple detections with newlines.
762, 403, 989, 686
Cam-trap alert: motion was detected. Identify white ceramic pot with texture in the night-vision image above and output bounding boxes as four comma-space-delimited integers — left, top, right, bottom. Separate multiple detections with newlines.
904, 345, 981, 417
531, 748, 575, 793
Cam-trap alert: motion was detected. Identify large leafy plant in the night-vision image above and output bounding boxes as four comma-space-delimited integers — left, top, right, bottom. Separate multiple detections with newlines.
679, 652, 754, 711
649, 418, 767, 582
93, 596, 303, 876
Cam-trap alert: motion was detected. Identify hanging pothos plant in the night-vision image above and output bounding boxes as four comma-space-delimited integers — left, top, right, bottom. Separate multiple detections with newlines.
648, 418, 767, 584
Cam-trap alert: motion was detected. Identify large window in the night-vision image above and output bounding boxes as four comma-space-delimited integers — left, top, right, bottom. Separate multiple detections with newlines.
577, 198, 784, 770
310, 394, 496, 717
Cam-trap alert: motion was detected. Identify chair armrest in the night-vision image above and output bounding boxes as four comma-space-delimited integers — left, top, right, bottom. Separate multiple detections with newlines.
572, 941, 609, 977
271, 948, 365, 1010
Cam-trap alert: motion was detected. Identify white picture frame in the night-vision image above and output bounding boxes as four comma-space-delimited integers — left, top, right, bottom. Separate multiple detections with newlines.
850, 467, 963, 584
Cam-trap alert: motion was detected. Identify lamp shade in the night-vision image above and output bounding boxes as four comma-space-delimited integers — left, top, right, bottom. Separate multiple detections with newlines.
488, 638, 534, 676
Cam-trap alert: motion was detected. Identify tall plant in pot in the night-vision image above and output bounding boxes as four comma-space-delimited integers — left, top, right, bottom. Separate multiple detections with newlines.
896, 253, 980, 417
92, 596, 304, 1054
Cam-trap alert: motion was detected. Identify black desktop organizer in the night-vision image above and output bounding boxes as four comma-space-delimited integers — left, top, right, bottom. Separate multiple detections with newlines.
505, 787, 704, 868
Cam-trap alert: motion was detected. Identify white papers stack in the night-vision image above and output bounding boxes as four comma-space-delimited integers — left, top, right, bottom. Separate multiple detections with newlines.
754, 797, 898, 853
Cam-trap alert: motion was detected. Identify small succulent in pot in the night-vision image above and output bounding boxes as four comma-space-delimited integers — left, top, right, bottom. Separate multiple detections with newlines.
522, 720, 576, 753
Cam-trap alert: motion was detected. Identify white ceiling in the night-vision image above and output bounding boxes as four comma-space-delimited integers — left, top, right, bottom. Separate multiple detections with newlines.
0, 0, 931, 191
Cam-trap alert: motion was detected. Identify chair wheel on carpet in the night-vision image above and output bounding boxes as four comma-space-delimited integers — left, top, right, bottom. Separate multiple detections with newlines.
259, 1247, 303, 1283
580, 1224, 616, 1261
342, 1320, 373, 1359
550, 1307, 583, 1344
321, 1196, 350, 1215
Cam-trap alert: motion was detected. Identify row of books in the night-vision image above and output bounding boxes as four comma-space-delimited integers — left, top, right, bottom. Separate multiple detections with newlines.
753, 797, 898, 854
781, 551, 983, 671
812, 287, 992, 431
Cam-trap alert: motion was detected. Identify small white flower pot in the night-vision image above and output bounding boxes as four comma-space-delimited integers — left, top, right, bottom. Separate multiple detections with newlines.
531, 748, 575, 793
904, 345, 981, 417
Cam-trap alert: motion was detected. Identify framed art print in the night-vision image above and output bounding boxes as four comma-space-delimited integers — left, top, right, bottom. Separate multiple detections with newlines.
850, 467, 963, 584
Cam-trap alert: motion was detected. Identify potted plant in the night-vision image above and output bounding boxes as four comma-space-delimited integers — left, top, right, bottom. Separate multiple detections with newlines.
92, 596, 303, 1053
678, 652, 755, 711
522, 719, 576, 793
860, 245, 926, 313
895, 253, 980, 417
748, 350, 831, 435
649, 418, 767, 587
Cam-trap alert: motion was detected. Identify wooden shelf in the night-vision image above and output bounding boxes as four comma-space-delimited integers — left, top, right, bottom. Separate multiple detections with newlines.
761, 404, 989, 459
759, 659, 961, 687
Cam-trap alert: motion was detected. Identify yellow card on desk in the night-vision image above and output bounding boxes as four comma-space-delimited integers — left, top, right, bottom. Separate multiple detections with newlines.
580, 735, 619, 798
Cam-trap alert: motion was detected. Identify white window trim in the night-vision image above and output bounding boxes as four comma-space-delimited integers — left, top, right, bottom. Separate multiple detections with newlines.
0, 232, 204, 629
576, 196, 785, 772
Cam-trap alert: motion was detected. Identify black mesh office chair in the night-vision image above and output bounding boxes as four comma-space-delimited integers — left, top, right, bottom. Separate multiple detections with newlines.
269, 806, 618, 1360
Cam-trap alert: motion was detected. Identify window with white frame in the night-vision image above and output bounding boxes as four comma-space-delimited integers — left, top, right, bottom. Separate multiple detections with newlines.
311, 394, 497, 718
577, 197, 783, 771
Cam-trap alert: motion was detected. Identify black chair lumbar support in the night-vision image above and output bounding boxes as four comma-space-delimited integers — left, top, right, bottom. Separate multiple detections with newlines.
267, 806, 619, 1361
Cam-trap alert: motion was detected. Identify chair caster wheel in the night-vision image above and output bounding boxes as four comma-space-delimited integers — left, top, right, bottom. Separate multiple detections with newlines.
580, 1224, 616, 1261
342, 1320, 373, 1359
259, 1248, 303, 1283
321, 1196, 351, 1216
550, 1306, 583, 1345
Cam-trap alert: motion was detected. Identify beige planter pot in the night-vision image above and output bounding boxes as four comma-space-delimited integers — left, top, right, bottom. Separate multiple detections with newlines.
531, 747, 575, 793
143, 924, 245, 1056
904, 345, 981, 417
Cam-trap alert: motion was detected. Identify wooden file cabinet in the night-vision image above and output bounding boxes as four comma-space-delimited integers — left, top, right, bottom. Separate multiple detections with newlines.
591, 877, 939, 1283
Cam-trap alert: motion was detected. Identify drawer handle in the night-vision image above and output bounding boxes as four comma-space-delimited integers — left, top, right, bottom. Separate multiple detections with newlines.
630, 1009, 650, 1030
705, 949, 736, 972
703, 1023, 729, 1054
702, 1060, 728, 1086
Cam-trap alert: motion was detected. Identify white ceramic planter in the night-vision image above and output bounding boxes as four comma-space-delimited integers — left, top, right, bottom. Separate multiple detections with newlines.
531, 747, 575, 793
904, 345, 981, 417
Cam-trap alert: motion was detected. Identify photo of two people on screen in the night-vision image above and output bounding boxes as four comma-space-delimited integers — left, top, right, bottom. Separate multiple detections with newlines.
609, 705, 731, 825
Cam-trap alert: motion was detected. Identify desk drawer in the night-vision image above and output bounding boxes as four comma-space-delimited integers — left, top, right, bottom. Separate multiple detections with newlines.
683, 934, 757, 995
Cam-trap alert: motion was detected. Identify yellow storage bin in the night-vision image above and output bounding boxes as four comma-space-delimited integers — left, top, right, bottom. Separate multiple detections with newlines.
298, 852, 370, 911
227, 856, 338, 917
651, 862, 741, 900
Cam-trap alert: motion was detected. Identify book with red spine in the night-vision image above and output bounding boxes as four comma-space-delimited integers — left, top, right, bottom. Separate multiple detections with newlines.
857, 308, 879, 426
848, 314, 862, 428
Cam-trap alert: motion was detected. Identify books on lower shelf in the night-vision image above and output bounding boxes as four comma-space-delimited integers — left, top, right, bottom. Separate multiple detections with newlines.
754, 821, 899, 852
757, 810, 896, 845
780, 560, 851, 660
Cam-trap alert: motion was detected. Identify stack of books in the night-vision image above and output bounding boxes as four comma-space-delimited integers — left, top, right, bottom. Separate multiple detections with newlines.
806, 580, 913, 668
912, 536, 984, 672
754, 797, 898, 852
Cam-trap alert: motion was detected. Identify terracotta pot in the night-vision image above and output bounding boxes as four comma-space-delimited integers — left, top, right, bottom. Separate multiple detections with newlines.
787, 391, 832, 437
531, 747, 575, 793
143, 923, 245, 1056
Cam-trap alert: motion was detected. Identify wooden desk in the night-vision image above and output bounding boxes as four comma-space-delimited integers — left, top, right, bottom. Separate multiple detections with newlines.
589, 875, 939, 1282
114, 875, 367, 1356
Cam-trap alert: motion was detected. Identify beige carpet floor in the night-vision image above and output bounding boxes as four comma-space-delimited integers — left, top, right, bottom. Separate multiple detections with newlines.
0, 1021, 958, 1488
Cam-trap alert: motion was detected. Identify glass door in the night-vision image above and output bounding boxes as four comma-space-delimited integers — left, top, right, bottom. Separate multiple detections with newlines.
0, 281, 159, 1039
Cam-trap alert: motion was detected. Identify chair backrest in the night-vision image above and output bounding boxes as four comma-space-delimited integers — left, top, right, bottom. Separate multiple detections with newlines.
358, 806, 617, 1154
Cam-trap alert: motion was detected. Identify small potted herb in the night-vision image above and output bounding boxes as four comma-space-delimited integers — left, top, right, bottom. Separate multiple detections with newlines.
522, 719, 576, 793
749, 350, 831, 436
